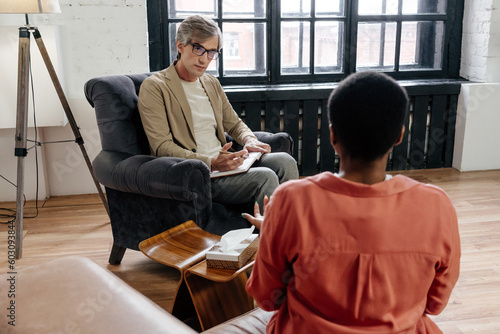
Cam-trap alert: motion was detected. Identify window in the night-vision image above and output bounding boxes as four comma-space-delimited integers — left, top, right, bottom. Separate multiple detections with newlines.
355, 0, 447, 73
147, 0, 464, 85
224, 32, 240, 59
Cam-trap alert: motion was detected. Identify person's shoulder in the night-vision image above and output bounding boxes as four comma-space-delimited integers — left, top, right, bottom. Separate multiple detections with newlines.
140, 67, 175, 95
141, 70, 164, 88
395, 174, 445, 194
275, 173, 330, 194
395, 175, 454, 206
145, 67, 171, 83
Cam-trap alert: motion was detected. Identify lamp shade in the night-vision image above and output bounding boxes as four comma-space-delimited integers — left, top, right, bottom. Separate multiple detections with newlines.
0, 0, 61, 14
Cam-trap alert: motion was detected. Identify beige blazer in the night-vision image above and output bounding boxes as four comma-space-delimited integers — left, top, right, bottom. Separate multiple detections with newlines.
138, 62, 255, 167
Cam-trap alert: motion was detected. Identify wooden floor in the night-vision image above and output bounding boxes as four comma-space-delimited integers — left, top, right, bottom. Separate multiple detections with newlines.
1, 168, 499, 333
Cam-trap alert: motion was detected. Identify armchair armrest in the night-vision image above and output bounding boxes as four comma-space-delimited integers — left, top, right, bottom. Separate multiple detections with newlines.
225, 131, 293, 155
93, 150, 211, 202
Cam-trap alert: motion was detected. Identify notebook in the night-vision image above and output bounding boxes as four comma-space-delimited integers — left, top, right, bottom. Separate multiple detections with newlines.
210, 152, 263, 178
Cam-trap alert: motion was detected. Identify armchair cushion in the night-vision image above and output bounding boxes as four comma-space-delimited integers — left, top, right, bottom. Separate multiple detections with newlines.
93, 151, 210, 202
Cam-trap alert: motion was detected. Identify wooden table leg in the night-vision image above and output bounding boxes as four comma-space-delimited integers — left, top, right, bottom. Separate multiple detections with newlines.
184, 269, 254, 331
171, 279, 197, 322
139, 221, 256, 330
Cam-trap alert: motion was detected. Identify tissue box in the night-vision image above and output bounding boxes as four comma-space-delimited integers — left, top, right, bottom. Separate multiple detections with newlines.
206, 234, 259, 269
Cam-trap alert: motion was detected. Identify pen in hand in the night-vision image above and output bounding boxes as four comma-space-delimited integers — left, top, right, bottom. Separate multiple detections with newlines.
219, 150, 249, 158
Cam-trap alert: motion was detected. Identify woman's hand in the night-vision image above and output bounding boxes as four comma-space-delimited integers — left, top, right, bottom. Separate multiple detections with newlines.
242, 195, 270, 230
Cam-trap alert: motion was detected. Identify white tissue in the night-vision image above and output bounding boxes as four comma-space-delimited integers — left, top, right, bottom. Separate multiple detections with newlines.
219, 226, 255, 252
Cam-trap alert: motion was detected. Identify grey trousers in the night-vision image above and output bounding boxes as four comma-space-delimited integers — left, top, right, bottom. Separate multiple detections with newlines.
211, 152, 299, 208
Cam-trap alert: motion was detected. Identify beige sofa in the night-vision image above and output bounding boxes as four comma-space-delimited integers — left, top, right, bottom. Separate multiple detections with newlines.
0, 256, 271, 333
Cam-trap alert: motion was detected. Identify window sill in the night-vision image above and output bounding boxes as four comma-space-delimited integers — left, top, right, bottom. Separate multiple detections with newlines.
224, 78, 469, 102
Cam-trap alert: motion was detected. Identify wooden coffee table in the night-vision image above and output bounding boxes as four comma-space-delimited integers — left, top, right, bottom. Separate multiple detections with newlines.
139, 220, 256, 331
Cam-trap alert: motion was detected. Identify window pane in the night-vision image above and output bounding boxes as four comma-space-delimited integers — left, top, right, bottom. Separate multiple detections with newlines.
169, 22, 181, 64
223, 0, 266, 18
356, 22, 396, 70
314, 21, 343, 73
168, 0, 217, 18
281, 0, 311, 18
358, 0, 399, 15
315, 0, 344, 17
281, 21, 310, 74
400, 22, 418, 66
400, 21, 444, 70
403, 0, 446, 14
223, 23, 267, 76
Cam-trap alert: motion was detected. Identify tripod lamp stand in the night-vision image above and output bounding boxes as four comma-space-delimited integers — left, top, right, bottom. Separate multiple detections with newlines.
0, 0, 110, 259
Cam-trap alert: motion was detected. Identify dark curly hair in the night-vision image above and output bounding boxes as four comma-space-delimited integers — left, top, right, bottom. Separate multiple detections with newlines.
328, 71, 409, 162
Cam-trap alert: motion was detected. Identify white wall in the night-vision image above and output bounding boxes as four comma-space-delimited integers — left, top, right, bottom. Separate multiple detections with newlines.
453, 0, 500, 171
0, 0, 149, 201
454, 84, 500, 171
0, 25, 68, 129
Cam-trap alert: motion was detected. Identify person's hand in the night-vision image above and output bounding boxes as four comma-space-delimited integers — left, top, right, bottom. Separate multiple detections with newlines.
210, 142, 248, 172
242, 195, 270, 230
243, 137, 271, 153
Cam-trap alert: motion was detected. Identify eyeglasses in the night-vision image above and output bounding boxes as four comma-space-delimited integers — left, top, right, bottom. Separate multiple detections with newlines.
188, 42, 220, 60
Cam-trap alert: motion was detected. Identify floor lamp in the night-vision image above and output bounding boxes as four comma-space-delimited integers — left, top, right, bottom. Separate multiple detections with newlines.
0, 0, 110, 259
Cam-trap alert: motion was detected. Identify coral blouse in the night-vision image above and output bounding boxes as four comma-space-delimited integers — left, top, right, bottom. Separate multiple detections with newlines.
246, 173, 460, 333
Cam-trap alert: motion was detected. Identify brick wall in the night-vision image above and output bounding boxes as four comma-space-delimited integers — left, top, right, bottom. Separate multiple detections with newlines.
486, 0, 500, 82
32, 0, 149, 97
0, 0, 149, 201
460, 0, 500, 83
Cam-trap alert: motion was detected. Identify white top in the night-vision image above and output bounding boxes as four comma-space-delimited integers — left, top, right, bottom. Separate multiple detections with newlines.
180, 78, 221, 157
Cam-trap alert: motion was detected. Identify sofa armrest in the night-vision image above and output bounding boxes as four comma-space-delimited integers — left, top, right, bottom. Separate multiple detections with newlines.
225, 131, 293, 155
93, 150, 211, 202
254, 131, 293, 155
0, 256, 198, 334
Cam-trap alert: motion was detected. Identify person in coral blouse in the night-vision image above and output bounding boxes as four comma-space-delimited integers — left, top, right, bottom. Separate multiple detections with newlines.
244, 71, 461, 333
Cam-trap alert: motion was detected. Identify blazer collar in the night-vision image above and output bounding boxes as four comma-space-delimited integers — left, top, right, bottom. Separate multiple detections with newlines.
163, 62, 195, 138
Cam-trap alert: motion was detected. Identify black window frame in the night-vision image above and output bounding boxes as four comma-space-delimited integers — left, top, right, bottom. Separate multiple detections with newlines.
146, 0, 465, 86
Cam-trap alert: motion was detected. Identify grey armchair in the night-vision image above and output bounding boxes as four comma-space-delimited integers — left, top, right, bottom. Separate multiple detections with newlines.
84, 73, 293, 265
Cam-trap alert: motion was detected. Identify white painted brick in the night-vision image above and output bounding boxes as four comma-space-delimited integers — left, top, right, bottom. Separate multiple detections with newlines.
75, 0, 102, 5
478, 21, 491, 35
475, 67, 488, 81
26, 0, 149, 97
476, 43, 490, 56
125, 0, 146, 6
100, 0, 125, 6
470, 55, 488, 67
470, 33, 489, 47
461, 66, 487, 82
461, 0, 500, 82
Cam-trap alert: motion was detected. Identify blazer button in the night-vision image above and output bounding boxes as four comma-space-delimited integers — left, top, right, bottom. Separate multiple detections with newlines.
191, 149, 196, 152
